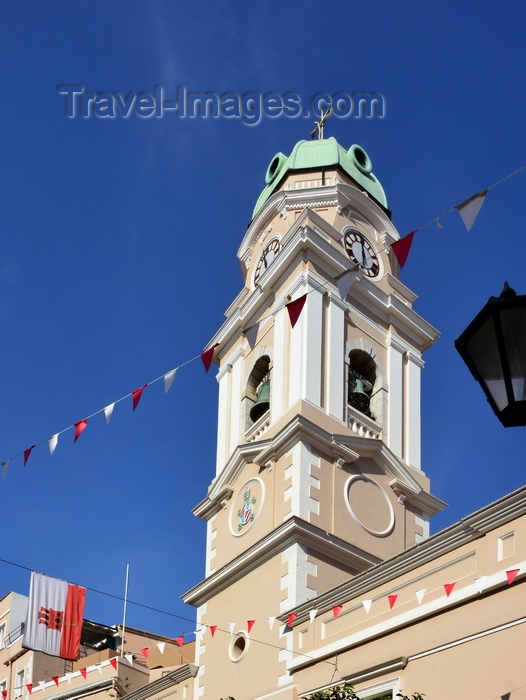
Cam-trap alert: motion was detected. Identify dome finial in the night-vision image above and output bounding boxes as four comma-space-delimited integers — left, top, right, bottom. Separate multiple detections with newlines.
310, 107, 333, 140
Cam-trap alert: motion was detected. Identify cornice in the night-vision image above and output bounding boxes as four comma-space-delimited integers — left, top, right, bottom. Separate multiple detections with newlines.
197, 411, 441, 523
193, 441, 272, 520
193, 485, 234, 520
40, 679, 116, 700
280, 485, 526, 629
121, 666, 199, 700
211, 208, 438, 357
389, 478, 446, 516
336, 186, 394, 239
252, 414, 361, 468
385, 273, 418, 306
288, 562, 526, 673
182, 516, 381, 607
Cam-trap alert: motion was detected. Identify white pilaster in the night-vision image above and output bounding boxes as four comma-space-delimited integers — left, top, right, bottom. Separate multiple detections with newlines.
405, 350, 424, 470
228, 348, 244, 458
272, 305, 287, 422
215, 364, 230, 476
289, 295, 303, 407
387, 333, 405, 459
326, 291, 346, 421
302, 286, 323, 406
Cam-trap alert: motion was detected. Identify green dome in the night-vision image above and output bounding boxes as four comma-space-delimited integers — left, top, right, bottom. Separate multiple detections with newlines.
252, 137, 387, 219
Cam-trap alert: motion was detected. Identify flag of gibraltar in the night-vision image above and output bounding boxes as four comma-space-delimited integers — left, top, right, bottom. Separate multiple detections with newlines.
22, 572, 86, 661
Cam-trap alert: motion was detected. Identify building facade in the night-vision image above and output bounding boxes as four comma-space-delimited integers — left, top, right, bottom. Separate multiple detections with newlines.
180, 137, 526, 700
0, 592, 196, 700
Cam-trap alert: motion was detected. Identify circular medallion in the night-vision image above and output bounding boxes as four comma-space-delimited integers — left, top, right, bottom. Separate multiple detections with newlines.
344, 475, 395, 537
229, 478, 265, 537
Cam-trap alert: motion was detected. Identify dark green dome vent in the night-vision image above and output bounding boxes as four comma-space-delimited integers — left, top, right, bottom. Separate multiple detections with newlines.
253, 138, 387, 219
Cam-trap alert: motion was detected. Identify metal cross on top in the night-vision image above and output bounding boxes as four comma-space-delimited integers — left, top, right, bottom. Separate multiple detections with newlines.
310, 107, 333, 140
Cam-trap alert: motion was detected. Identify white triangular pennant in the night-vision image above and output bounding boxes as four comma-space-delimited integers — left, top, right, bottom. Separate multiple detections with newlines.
96, 664, 103, 675
267, 616, 275, 630
2, 460, 9, 478
164, 369, 177, 393
124, 653, 134, 665
362, 599, 372, 614
309, 609, 318, 622
228, 622, 235, 635
157, 642, 165, 654
335, 268, 360, 301
104, 403, 115, 425
474, 576, 487, 593
65, 673, 73, 685
456, 190, 487, 231
244, 323, 260, 350
48, 434, 59, 455
38, 683, 45, 692
193, 626, 204, 638
415, 588, 426, 605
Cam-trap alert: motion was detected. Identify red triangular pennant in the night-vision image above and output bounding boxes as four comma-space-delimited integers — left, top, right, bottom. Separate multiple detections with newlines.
74, 419, 88, 443
332, 605, 343, 619
26, 685, 33, 695
247, 619, 255, 633
140, 647, 148, 658
391, 231, 416, 269
287, 613, 298, 627
388, 594, 398, 610
506, 568, 520, 585
210, 625, 217, 638
53, 678, 59, 687
286, 294, 307, 328
175, 636, 184, 647
444, 582, 456, 597
201, 344, 219, 373
109, 658, 117, 670
80, 669, 87, 679
23, 446, 35, 466
132, 385, 147, 412
2, 692, 7, 700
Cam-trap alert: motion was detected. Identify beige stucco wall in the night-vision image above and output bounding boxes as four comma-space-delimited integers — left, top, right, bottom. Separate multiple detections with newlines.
290, 508, 526, 700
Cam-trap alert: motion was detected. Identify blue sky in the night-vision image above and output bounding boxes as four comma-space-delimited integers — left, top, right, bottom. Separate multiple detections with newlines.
0, 1, 525, 643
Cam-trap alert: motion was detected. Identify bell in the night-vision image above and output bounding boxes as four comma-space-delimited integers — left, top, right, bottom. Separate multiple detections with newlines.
348, 377, 371, 415
250, 381, 271, 422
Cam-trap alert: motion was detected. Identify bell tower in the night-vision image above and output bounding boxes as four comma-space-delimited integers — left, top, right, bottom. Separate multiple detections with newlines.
183, 137, 445, 700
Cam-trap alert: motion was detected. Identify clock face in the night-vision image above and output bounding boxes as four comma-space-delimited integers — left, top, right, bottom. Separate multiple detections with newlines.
343, 230, 380, 278
254, 238, 281, 285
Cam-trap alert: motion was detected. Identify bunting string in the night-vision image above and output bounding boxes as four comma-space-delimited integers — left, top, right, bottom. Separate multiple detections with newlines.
2, 163, 524, 471
414, 163, 526, 235
0, 551, 521, 689
388, 163, 526, 267
1, 353, 202, 471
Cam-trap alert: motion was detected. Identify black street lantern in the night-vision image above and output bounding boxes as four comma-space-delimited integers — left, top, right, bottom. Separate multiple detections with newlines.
455, 283, 526, 427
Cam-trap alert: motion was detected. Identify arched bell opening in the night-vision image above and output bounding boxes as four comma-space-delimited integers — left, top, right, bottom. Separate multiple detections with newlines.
244, 355, 272, 432
347, 349, 376, 419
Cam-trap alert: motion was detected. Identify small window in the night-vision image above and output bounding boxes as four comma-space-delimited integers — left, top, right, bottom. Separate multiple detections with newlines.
15, 670, 24, 698
0, 624, 5, 650
228, 631, 249, 662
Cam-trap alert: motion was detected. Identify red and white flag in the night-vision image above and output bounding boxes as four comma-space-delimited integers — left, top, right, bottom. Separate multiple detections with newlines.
23, 572, 86, 661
